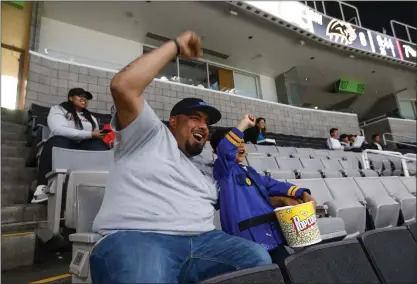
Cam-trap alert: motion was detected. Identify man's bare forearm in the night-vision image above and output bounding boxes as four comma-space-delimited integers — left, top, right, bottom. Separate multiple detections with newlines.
111, 41, 177, 96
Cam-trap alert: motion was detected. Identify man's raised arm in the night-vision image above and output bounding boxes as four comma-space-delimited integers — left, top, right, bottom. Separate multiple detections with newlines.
110, 31, 203, 129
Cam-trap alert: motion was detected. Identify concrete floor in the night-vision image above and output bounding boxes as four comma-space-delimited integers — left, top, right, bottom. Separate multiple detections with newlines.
2, 251, 72, 283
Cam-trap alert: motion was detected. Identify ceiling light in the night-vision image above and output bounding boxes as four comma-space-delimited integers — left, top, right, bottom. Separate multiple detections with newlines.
305, 78, 309, 81
349, 54, 355, 59
314, 106, 318, 109
229, 10, 238, 16
44, 48, 48, 54
299, 40, 305, 46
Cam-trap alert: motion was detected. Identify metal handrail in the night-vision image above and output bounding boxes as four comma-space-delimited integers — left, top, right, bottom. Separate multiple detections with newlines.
362, 149, 416, 177
390, 20, 416, 44
359, 115, 387, 126
382, 133, 417, 146
383, 139, 417, 148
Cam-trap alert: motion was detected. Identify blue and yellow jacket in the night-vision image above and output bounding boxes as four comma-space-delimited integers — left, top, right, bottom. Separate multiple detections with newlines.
213, 127, 310, 251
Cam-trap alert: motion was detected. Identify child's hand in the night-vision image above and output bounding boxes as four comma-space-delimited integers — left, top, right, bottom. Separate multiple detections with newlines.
237, 114, 256, 132
302, 192, 316, 209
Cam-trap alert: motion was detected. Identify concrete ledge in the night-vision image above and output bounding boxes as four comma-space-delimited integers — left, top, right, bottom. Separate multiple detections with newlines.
1, 232, 35, 271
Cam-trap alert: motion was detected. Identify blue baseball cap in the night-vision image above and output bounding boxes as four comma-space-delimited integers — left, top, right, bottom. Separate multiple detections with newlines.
170, 97, 221, 125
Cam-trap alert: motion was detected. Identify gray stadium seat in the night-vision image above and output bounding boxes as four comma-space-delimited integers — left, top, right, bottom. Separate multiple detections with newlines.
354, 177, 400, 229
299, 158, 324, 179
400, 177, 416, 196
284, 239, 380, 284
200, 264, 285, 284
313, 149, 330, 158
324, 178, 367, 236
358, 227, 417, 284
276, 146, 297, 157
41, 148, 113, 241
379, 177, 416, 224
368, 154, 392, 176
69, 184, 105, 283
293, 148, 314, 158
246, 156, 278, 172
328, 150, 347, 159
387, 156, 403, 176
268, 170, 296, 180
245, 143, 258, 153
255, 145, 278, 154
274, 157, 302, 173
287, 178, 358, 237
321, 158, 345, 178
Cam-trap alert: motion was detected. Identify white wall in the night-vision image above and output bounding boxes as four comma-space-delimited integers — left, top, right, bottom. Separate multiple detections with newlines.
39, 17, 143, 70
259, 75, 278, 103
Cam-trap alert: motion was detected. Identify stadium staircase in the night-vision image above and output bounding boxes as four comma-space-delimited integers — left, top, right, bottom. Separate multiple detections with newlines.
1, 108, 71, 283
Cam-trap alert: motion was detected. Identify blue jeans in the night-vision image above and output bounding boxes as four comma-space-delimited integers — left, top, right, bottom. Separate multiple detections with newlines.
90, 230, 272, 283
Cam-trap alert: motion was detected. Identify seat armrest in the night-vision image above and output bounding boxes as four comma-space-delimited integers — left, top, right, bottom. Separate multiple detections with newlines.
365, 195, 398, 207
70, 233, 102, 243
316, 204, 328, 211
46, 169, 68, 179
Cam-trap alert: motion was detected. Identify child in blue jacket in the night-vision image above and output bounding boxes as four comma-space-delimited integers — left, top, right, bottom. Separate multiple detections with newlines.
210, 114, 316, 264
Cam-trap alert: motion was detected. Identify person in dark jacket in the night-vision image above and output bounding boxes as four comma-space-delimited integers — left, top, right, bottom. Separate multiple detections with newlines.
211, 114, 316, 264
244, 117, 266, 144
368, 134, 385, 151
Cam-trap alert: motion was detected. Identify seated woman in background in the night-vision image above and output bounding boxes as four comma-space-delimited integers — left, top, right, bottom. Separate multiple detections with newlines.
244, 117, 267, 144
31, 88, 109, 203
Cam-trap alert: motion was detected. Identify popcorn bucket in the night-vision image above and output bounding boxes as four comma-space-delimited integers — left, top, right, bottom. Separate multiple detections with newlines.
274, 201, 322, 248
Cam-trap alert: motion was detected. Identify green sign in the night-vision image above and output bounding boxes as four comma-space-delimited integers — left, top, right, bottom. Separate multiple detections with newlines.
7, 1, 25, 9
336, 79, 365, 95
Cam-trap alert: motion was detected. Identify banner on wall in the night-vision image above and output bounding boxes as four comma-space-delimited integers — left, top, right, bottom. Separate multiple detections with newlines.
245, 1, 416, 65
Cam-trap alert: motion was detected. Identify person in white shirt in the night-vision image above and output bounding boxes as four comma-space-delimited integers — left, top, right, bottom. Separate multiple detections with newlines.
326, 128, 352, 151
32, 88, 109, 203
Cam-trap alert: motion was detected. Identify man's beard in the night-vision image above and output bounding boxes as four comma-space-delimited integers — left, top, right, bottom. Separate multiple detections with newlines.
184, 141, 205, 157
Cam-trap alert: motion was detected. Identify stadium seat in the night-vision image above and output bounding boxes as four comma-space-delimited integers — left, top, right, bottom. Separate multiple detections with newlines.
387, 156, 403, 176
245, 143, 258, 153
320, 158, 345, 178
313, 149, 330, 158
287, 178, 358, 237
40, 148, 113, 241
255, 145, 278, 154
69, 184, 105, 283
323, 178, 367, 235
368, 154, 391, 176
353, 177, 400, 229
408, 222, 417, 242
246, 156, 278, 172
268, 170, 296, 180
299, 158, 325, 179
200, 264, 285, 283
276, 147, 297, 157
400, 177, 416, 196
328, 150, 347, 159
358, 227, 417, 284
274, 157, 302, 173
378, 177, 416, 224
284, 239, 380, 284
293, 147, 314, 158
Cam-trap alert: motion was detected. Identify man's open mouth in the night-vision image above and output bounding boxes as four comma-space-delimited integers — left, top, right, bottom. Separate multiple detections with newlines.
238, 149, 245, 155
192, 133, 204, 142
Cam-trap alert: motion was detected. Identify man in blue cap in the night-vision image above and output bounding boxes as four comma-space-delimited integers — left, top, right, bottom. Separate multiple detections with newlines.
91, 31, 272, 283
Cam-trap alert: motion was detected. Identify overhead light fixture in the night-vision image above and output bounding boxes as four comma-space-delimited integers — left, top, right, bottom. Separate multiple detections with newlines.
314, 106, 318, 109
305, 78, 309, 81
44, 48, 48, 54
229, 9, 238, 16
349, 54, 355, 59
299, 40, 305, 46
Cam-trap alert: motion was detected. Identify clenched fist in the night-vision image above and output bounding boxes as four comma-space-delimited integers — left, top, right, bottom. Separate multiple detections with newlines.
176, 31, 203, 59
237, 114, 256, 132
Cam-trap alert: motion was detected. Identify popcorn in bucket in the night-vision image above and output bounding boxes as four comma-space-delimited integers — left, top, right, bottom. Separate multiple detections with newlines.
274, 201, 321, 248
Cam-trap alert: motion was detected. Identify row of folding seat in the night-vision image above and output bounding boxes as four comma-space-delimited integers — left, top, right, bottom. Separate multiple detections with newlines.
292, 177, 415, 235
202, 224, 417, 284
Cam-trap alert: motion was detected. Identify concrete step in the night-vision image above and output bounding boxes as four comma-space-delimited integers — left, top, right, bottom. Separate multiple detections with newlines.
0, 129, 27, 143
1, 144, 29, 158
1, 107, 27, 124
1, 220, 48, 234
1, 165, 36, 185
1, 232, 36, 271
1, 121, 26, 133
1, 182, 30, 206
2, 156, 25, 168
1, 204, 47, 225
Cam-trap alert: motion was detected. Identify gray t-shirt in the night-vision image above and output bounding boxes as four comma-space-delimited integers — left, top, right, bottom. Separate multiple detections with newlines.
92, 101, 218, 235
